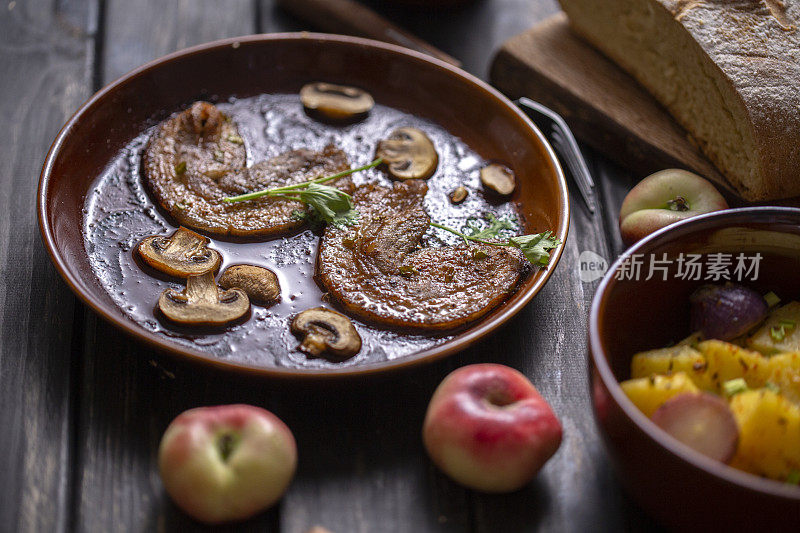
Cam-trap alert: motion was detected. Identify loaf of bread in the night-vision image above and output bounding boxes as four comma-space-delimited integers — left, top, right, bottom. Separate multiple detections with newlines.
558, 0, 800, 201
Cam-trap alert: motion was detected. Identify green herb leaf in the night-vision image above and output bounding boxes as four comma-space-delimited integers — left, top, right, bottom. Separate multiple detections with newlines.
222, 158, 382, 204
508, 231, 562, 266
764, 291, 781, 308
787, 470, 800, 485
296, 183, 354, 220
220, 158, 383, 228
327, 207, 360, 229
278, 183, 359, 229
723, 378, 748, 397
463, 213, 517, 241
430, 220, 560, 267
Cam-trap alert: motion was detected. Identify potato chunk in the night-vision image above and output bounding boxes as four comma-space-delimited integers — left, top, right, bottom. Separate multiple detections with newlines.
621, 372, 700, 417
747, 301, 800, 355
763, 352, 800, 405
695, 340, 772, 393
729, 389, 800, 481
632, 340, 799, 400
631, 345, 707, 380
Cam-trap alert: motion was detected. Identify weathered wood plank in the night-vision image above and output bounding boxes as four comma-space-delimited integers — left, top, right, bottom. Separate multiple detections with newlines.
72, 2, 263, 531
406, 0, 560, 77
259, 0, 303, 33
274, 363, 471, 533
102, 0, 256, 82
0, 0, 96, 531
591, 150, 637, 259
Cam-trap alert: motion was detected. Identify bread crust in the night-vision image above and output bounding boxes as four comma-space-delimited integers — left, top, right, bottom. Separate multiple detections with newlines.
560, 0, 800, 201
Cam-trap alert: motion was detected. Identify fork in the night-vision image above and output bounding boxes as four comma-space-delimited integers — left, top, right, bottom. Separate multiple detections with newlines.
516, 97, 597, 214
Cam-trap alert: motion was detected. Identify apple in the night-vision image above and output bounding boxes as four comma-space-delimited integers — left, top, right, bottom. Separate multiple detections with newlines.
422, 364, 562, 492
619, 169, 728, 245
158, 404, 297, 524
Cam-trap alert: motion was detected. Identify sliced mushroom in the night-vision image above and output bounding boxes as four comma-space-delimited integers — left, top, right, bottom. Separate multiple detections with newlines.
137, 227, 221, 278
480, 163, 516, 196
218, 264, 281, 305
376, 127, 438, 180
300, 82, 374, 122
158, 272, 249, 326
290, 307, 362, 360
449, 186, 468, 204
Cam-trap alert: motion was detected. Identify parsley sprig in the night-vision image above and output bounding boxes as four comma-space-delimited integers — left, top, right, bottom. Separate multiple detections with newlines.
221, 158, 382, 227
223, 166, 560, 265
431, 214, 561, 266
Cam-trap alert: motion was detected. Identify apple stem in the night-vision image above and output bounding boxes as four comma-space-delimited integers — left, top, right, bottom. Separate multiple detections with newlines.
667, 196, 690, 212
217, 432, 238, 462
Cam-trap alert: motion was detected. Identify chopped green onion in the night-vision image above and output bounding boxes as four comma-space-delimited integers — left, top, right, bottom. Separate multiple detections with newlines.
765, 382, 781, 394
174, 161, 187, 174
764, 291, 781, 308
678, 332, 703, 347
780, 319, 796, 328
398, 265, 417, 276
771, 326, 787, 342
787, 470, 800, 485
723, 378, 748, 397
226, 134, 244, 144
472, 249, 489, 260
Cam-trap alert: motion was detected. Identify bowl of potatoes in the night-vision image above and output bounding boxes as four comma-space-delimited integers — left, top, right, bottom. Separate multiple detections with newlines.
589, 207, 800, 531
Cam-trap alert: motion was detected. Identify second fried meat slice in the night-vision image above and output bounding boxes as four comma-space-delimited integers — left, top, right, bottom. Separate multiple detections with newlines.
143, 101, 351, 237
317, 180, 527, 330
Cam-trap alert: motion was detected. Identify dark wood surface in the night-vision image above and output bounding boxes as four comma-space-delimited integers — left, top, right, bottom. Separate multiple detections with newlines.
2, 0, 661, 531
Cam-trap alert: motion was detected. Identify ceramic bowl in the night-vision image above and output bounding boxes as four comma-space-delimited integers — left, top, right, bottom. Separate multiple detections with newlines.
589, 207, 800, 530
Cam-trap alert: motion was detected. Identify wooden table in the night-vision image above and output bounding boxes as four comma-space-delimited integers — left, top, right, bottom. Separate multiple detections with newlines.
2, 0, 662, 531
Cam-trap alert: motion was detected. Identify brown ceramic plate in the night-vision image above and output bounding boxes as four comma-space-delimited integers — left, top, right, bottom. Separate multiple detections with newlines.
38, 33, 569, 379
590, 207, 800, 530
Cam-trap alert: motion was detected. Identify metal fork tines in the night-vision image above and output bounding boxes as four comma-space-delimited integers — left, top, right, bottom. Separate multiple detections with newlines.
515, 97, 596, 214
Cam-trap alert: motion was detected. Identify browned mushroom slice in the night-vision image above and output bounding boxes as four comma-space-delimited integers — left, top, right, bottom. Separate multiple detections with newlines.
300, 82, 374, 122
137, 227, 221, 278
449, 186, 468, 204
218, 264, 281, 305
290, 307, 362, 361
158, 272, 249, 326
480, 163, 516, 196
376, 127, 438, 180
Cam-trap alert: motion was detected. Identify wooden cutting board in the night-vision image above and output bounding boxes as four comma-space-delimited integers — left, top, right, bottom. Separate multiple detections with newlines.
490, 12, 735, 197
